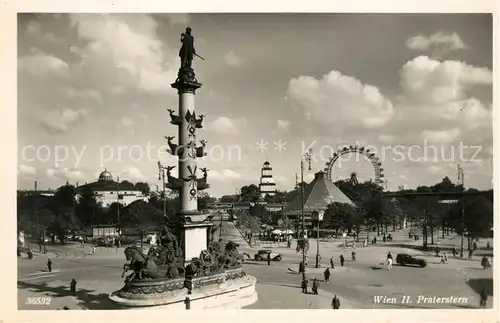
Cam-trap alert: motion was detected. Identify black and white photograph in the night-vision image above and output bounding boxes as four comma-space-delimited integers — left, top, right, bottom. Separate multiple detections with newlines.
11, 7, 496, 316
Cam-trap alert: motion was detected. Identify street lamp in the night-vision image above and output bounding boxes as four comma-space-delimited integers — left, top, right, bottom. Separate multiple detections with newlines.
158, 161, 167, 219
312, 210, 323, 268
300, 149, 313, 280
458, 164, 465, 258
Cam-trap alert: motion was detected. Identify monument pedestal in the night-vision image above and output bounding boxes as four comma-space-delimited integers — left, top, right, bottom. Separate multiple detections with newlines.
109, 268, 257, 310
178, 221, 213, 262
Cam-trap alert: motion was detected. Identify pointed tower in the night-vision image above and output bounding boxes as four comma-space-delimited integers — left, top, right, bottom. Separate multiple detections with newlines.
259, 161, 276, 199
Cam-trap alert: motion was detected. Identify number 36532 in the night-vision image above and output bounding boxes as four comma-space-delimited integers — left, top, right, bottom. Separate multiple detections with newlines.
25, 297, 51, 305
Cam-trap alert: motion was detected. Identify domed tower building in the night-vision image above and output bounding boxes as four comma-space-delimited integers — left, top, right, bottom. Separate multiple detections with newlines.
76, 169, 148, 208
259, 161, 276, 199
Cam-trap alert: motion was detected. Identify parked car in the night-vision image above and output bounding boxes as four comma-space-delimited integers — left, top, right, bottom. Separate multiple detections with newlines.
396, 253, 427, 267
254, 249, 282, 261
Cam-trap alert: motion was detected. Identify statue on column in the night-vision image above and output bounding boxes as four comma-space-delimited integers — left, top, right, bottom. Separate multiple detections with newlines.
179, 27, 196, 69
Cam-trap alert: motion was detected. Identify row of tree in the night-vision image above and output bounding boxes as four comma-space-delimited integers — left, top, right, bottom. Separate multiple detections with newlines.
230, 177, 493, 249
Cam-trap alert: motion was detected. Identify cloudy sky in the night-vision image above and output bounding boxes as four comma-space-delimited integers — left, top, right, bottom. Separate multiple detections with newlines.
17, 13, 493, 196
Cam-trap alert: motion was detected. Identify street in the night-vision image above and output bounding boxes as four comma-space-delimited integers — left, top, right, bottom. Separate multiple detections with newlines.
17, 222, 493, 310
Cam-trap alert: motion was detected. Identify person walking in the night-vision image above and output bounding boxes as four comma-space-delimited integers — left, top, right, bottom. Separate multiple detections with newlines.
452, 247, 457, 257
47, 258, 52, 272
480, 288, 488, 308
301, 277, 308, 294
332, 295, 340, 309
386, 257, 393, 271
312, 279, 319, 295
267, 253, 271, 266
363, 238, 368, 248
351, 250, 356, 262
324, 267, 331, 282
70, 278, 77, 296
330, 256, 335, 269
339, 254, 345, 267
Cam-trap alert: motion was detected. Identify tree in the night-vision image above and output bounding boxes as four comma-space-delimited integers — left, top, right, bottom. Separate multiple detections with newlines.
119, 180, 135, 190
449, 195, 493, 240
220, 195, 237, 203
47, 206, 83, 244
198, 193, 216, 209
76, 186, 100, 227
121, 200, 163, 246
324, 202, 354, 233
240, 184, 260, 202
134, 182, 150, 195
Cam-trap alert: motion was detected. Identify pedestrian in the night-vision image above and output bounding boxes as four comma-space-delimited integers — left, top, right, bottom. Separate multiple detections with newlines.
332, 295, 340, 309
312, 279, 319, 295
27, 249, 33, 259
70, 278, 77, 296
363, 239, 368, 248
386, 257, 393, 271
92, 245, 96, 254
324, 267, 330, 282
330, 256, 335, 269
267, 253, 271, 266
301, 277, 308, 294
339, 254, 345, 267
351, 250, 356, 262
383, 235, 386, 243
387, 252, 393, 261
452, 247, 457, 257
47, 258, 52, 272
479, 288, 488, 308
443, 253, 448, 263
468, 248, 473, 259
299, 261, 305, 274
440, 254, 446, 264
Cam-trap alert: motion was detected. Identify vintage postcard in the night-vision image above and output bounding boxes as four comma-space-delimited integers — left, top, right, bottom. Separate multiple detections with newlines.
1, 0, 498, 322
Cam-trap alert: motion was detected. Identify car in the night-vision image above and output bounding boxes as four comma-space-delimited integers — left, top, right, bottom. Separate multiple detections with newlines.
254, 249, 282, 261
396, 253, 427, 267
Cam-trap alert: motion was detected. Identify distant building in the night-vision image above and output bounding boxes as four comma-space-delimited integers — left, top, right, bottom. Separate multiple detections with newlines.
259, 161, 276, 199
284, 171, 355, 228
76, 169, 148, 207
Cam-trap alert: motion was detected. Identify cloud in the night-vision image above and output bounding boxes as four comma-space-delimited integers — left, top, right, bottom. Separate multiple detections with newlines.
420, 128, 460, 144
395, 56, 492, 142
18, 52, 69, 78
120, 166, 145, 181
121, 116, 134, 127
67, 14, 179, 95
287, 70, 394, 129
18, 164, 37, 176
46, 167, 85, 181
209, 169, 242, 182
428, 164, 444, 175
400, 56, 492, 105
378, 134, 396, 144
42, 108, 89, 134
159, 14, 190, 25
206, 116, 247, 135
406, 31, 467, 54
64, 88, 102, 101
277, 120, 291, 131
224, 50, 242, 67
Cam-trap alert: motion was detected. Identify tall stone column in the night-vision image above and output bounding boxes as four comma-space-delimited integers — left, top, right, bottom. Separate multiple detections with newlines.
175, 72, 201, 216
166, 66, 212, 262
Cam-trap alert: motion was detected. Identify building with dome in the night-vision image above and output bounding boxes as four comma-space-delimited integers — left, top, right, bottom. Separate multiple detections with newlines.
76, 169, 148, 207
259, 161, 276, 199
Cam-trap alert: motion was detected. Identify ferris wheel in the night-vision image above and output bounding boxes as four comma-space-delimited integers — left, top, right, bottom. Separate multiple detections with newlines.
324, 145, 385, 186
